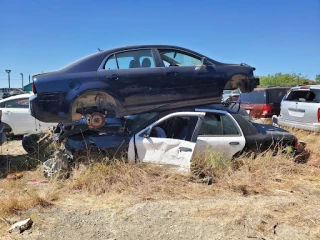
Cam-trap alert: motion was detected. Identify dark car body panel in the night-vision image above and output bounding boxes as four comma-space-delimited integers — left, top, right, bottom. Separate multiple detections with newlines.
30, 45, 259, 123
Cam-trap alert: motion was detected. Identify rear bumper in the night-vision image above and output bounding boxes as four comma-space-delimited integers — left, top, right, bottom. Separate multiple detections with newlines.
275, 116, 320, 131
30, 94, 71, 123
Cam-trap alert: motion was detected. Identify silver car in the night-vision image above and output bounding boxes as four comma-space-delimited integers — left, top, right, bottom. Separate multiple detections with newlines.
276, 85, 320, 131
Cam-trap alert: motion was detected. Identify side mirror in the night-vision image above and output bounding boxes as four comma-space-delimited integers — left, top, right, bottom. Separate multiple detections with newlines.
143, 127, 152, 138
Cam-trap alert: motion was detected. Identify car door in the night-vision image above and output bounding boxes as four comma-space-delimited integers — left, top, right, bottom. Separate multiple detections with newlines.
128, 112, 205, 171
98, 49, 165, 111
1, 97, 34, 135
195, 111, 246, 158
157, 48, 220, 104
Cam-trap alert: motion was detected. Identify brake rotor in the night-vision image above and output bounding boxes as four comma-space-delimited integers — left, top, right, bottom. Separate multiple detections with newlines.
86, 112, 105, 129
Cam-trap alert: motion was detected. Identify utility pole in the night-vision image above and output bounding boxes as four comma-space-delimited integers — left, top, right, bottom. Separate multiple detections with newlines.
5, 70, 11, 89
29, 74, 30, 83
20, 73, 24, 89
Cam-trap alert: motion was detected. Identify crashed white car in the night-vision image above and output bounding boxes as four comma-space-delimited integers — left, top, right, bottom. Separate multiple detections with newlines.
45, 106, 302, 176
128, 107, 300, 171
0, 93, 54, 136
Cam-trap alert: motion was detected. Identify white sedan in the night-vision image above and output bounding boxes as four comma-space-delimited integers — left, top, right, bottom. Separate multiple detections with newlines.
0, 93, 54, 136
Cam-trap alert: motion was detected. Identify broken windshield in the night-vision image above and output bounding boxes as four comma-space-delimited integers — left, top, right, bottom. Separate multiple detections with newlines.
125, 112, 159, 133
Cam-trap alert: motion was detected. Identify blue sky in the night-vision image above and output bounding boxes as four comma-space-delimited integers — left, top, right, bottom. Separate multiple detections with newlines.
0, 0, 319, 87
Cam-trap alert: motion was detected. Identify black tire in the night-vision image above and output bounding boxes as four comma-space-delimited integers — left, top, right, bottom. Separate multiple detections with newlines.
22, 134, 40, 154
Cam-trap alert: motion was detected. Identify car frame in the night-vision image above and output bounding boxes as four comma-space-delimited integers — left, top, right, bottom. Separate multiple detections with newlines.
30, 45, 259, 127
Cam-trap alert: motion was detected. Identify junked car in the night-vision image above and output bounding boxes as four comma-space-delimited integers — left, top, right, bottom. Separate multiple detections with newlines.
49, 104, 303, 172
239, 87, 290, 119
274, 85, 320, 131
30, 45, 259, 128
0, 93, 54, 136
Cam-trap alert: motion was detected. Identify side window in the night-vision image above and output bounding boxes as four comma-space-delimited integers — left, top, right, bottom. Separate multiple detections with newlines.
199, 114, 239, 136
240, 91, 266, 104
199, 114, 222, 135
4, 98, 29, 108
0, 102, 4, 108
104, 49, 155, 70
149, 116, 197, 141
221, 115, 239, 135
158, 49, 202, 66
104, 55, 118, 70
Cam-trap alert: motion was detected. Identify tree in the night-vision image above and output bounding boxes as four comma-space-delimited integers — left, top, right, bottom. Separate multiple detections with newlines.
259, 73, 310, 87
315, 74, 320, 84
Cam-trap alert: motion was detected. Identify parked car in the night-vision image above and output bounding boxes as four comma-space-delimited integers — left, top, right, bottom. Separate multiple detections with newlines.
30, 45, 259, 128
0, 94, 54, 136
47, 104, 302, 172
239, 87, 290, 118
0, 110, 7, 145
275, 85, 320, 131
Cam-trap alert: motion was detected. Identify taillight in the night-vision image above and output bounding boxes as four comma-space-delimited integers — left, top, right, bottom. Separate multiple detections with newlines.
318, 108, 320, 122
32, 82, 37, 94
262, 104, 272, 115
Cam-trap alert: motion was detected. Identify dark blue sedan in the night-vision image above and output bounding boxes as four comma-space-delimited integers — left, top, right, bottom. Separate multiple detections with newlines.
30, 45, 259, 128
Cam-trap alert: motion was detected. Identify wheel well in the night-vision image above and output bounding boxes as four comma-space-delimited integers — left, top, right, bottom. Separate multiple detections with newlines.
71, 91, 118, 121
2, 123, 12, 132
224, 74, 249, 92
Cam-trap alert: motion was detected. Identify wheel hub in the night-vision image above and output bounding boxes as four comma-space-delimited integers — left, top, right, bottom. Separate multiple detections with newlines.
85, 112, 105, 129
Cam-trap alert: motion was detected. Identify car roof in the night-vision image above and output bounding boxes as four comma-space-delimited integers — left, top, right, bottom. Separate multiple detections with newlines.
252, 87, 290, 91
289, 85, 320, 90
0, 93, 33, 102
44, 45, 220, 74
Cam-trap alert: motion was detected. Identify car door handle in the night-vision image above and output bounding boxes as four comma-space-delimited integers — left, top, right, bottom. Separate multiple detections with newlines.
229, 142, 239, 145
4, 111, 11, 115
179, 147, 192, 152
166, 72, 178, 76
106, 75, 119, 80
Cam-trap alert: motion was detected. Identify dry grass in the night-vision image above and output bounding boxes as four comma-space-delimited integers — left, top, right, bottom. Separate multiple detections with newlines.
0, 126, 319, 217
0, 170, 61, 217
68, 160, 213, 199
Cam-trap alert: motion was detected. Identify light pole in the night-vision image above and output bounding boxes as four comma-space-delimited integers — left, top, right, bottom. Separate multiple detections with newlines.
5, 70, 11, 89
29, 74, 30, 83
20, 73, 24, 89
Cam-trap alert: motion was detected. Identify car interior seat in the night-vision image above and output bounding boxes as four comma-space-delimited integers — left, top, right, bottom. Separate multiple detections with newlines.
129, 59, 140, 68
141, 58, 151, 68
151, 127, 167, 138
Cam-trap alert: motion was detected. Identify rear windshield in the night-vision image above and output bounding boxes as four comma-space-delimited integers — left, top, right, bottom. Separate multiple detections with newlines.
268, 89, 288, 103
285, 89, 320, 103
239, 90, 266, 104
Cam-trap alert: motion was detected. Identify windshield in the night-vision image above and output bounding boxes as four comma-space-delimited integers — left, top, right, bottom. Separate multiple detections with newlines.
125, 112, 159, 133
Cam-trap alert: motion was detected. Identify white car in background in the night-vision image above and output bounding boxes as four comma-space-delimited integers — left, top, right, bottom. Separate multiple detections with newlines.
0, 93, 54, 136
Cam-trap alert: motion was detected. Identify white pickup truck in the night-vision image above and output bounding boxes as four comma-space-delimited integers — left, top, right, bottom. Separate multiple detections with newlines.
0, 93, 54, 136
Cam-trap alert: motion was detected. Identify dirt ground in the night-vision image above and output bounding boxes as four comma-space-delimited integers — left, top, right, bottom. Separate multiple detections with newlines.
0, 140, 320, 240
